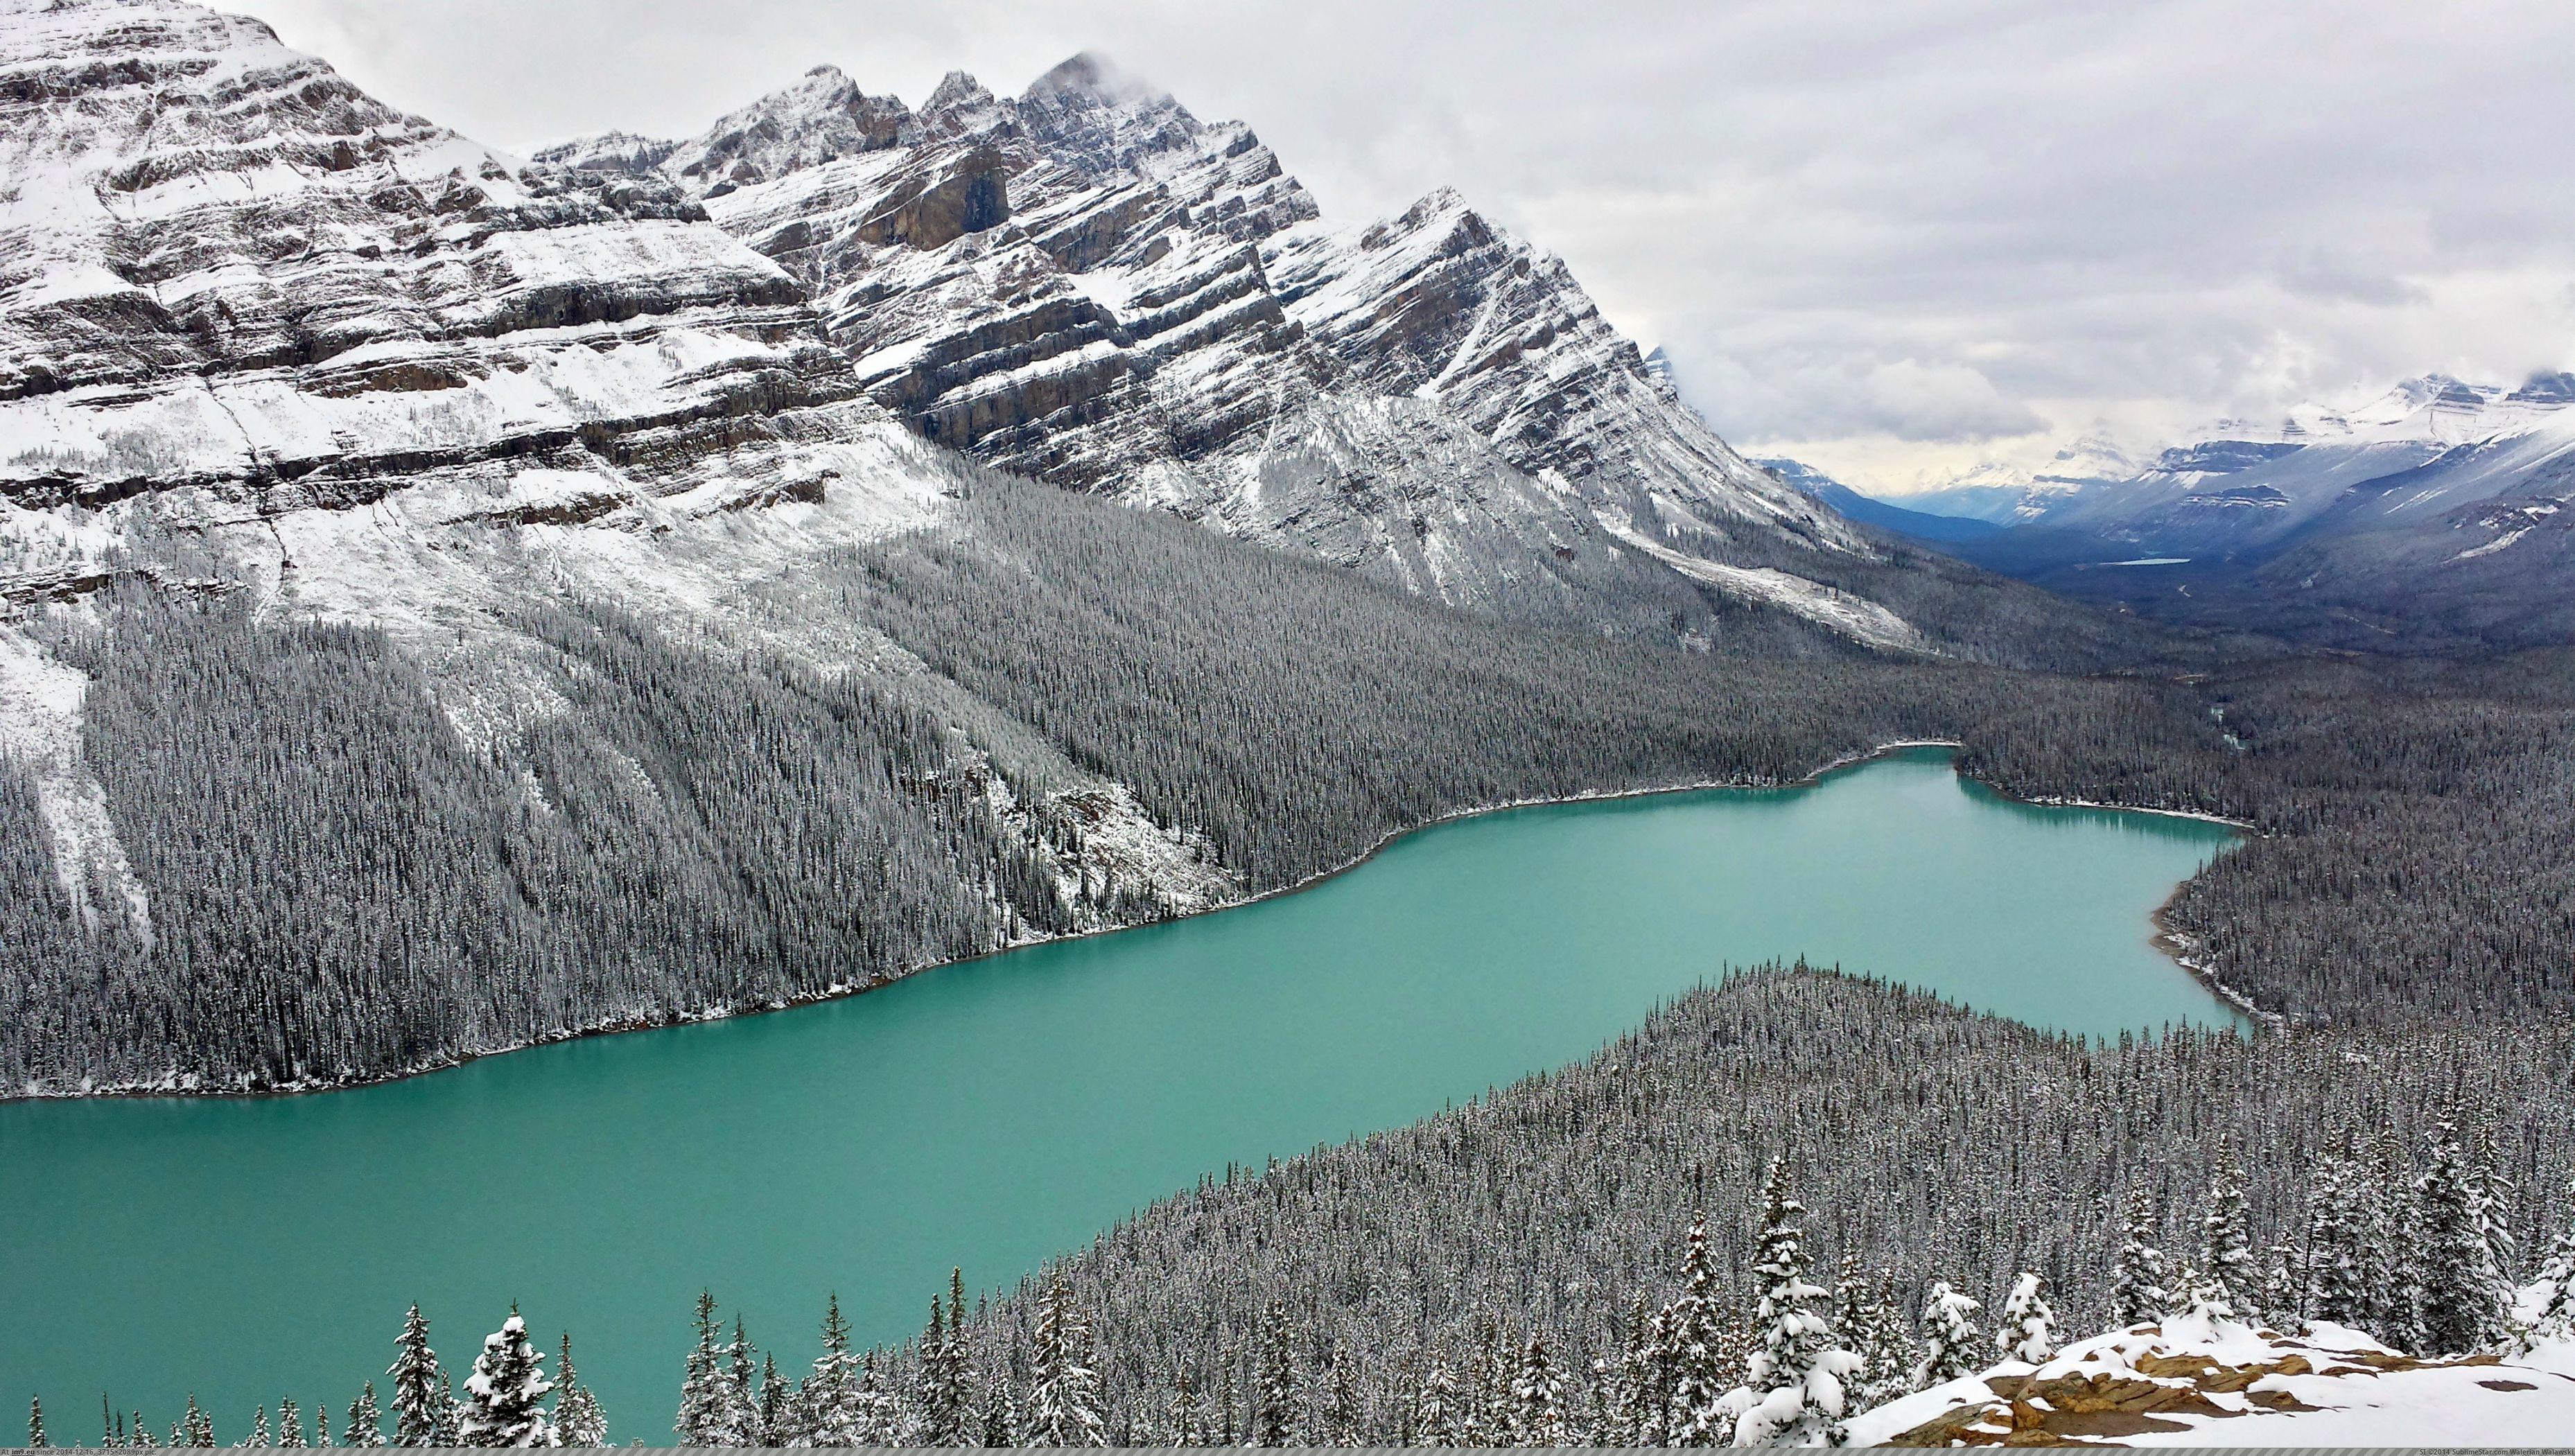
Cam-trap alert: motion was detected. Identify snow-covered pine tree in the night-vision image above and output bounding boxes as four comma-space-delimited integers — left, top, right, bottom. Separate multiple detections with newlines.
1410, 1351, 1460, 1446
1479, 1322, 1515, 1446
2414, 1117, 2509, 1355
1661, 1209, 1734, 1444
29, 1395, 46, 1448
981, 1374, 1020, 1448
2260, 1244, 2303, 1330
130, 1411, 157, 1448
723, 1322, 760, 1448
182, 1396, 216, 1448
2472, 1124, 2520, 1335
2302, 1148, 2368, 1328
246, 1405, 271, 1448
1162, 1368, 1201, 1450
798, 1295, 864, 1448
2200, 1138, 2258, 1317
914, 1274, 978, 1447
1509, 1331, 1569, 1446
1850, 1274, 1914, 1413
756, 1354, 792, 1449
1912, 1282, 1984, 1391
276, 1398, 303, 1448
1721, 1161, 1860, 1446
676, 1292, 738, 1448
387, 1305, 446, 1448
553, 1337, 608, 1448
457, 1312, 555, 1448
2109, 1186, 2169, 1326
2514, 1179, 2575, 1356
1627, 1305, 1679, 1448
854, 1354, 900, 1448
1996, 1272, 2059, 1365
345, 1385, 385, 1448
1024, 1277, 1106, 1448
1252, 1300, 1298, 1448
1317, 1345, 1363, 1447
1591, 1296, 1648, 1446
433, 1378, 462, 1448
101, 1393, 116, 1449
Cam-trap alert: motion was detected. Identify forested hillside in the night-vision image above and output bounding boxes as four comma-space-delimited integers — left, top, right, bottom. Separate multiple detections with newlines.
11, 472, 2575, 1090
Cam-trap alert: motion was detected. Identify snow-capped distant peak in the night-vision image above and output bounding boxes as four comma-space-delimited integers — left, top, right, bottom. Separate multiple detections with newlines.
2258, 371, 2575, 448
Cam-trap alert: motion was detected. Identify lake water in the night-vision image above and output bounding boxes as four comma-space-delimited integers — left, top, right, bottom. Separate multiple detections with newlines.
0, 748, 2236, 1441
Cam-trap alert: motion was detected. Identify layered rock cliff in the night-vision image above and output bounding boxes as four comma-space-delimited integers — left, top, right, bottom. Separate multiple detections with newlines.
540, 53, 1978, 652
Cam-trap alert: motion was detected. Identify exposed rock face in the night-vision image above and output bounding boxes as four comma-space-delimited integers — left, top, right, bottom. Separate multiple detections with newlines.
555, 50, 1961, 651
0, 0, 885, 532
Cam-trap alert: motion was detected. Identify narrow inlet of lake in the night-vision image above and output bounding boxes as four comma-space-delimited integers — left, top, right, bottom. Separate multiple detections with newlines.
0, 748, 2237, 1439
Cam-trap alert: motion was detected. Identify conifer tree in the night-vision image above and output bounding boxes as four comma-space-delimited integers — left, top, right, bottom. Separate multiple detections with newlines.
1996, 1272, 2058, 1365
1162, 1369, 1203, 1449
131, 1411, 157, 1448
677, 1292, 738, 1448
346, 1385, 385, 1448
1251, 1300, 1298, 1448
433, 1378, 462, 1448
1854, 1274, 1915, 1413
1660, 1210, 1733, 1444
1912, 1282, 1984, 1391
387, 1306, 446, 1448
1479, 1322, 1516, 1446
2513, 1179, 2575, 1356
102, 1392, 117, 1449
1411, 1353, 1460, 1446
1024, 1279, 1106, 1448
1721, 1162, 1859, 1445
457, 1312, 555, 1448
2302, 1150, 2367, 1328
799, 1296, 865, 1447
553, 1337, 608, 1448
724, 1321, 760, 1448
182, 1396, 215, 1448
1509, 1332, 1569, 1447
2109, 1187, 2170, 1326
247, 1405, 272, 1448
29, 1395, 46, 1448
2414, 1118, 2508, 1355
756, 1354, 791, 1449
981, 1375, 1020, 1449
277, 1398, 304, 1448
2200, 1139, 2258, 1316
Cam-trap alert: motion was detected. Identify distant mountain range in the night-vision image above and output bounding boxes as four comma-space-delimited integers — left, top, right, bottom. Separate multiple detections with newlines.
1776, 373, 2575, 649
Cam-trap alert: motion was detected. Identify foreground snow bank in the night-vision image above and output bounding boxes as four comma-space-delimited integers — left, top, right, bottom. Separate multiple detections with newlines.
1846, 1308, 2575, 1447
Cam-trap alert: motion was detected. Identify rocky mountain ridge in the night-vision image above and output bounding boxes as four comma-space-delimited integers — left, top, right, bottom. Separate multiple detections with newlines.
539, 51, 2111, 656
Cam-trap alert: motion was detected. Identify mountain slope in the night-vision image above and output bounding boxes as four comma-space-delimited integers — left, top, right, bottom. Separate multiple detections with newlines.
543, 55, 2138, 663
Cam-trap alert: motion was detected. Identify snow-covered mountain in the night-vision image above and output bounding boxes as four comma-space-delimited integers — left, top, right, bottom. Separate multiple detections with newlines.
532, 53, 2041, 652
2040, 372, 2575, 554
1896, 436, 2145, 525
1926, 373, 2575, 648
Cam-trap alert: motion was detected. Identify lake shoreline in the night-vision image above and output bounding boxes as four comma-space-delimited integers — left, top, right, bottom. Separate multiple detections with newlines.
4, 739, 2249, 1105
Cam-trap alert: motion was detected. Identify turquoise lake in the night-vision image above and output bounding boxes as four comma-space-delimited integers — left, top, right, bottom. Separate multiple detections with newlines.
0, 748, 2237, 1441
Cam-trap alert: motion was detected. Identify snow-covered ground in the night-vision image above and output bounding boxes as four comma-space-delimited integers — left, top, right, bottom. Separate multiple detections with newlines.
1845, 1306, 2575, 1448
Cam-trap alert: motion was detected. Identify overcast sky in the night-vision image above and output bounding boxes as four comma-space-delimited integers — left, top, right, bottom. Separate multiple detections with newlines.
220, 0, 2575, 493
